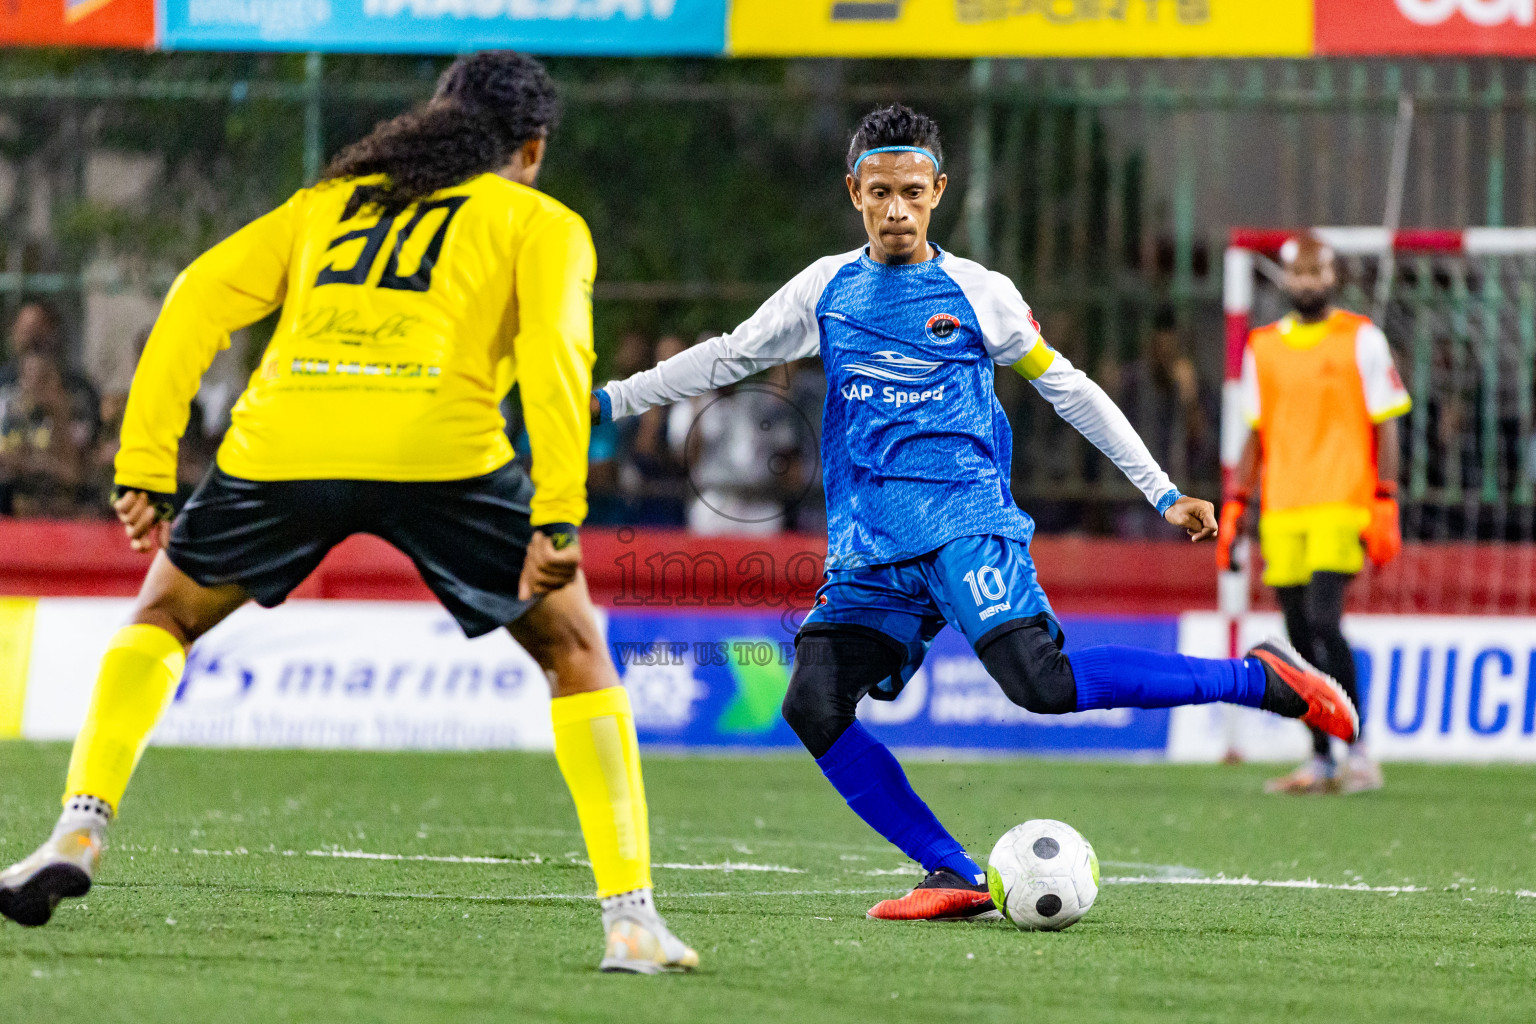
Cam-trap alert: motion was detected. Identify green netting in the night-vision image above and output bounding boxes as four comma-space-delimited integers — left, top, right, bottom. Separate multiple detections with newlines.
1248, 248, 1536, 546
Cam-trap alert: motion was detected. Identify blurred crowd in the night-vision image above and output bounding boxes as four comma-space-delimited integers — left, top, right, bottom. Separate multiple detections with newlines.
0, 300, 220, 519
2, 300, 1221, 535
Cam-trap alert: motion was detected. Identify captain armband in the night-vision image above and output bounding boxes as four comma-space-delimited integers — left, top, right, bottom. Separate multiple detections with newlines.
1010, 342, 1056, 382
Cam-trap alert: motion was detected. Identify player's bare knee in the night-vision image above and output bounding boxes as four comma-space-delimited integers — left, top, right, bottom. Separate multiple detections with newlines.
128, 600, 198, 649
516, 624, 576, 671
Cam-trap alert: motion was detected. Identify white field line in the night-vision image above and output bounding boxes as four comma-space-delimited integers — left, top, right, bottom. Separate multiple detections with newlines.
655, 862, 804, 873
308, 849, 545, 866
1100, 860, 1206, 879
189, 848, 804, 874
178, 847, 1536, 898
97, 881, 1536, 905
1105, 875, 1536, 898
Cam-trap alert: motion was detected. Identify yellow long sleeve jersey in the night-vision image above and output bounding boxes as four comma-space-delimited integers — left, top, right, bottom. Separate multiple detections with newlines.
116, 172, 596, 527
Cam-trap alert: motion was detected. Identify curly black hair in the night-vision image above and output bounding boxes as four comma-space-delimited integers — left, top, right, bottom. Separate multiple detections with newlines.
846, 104, 944, 180
321, 51, 560, 215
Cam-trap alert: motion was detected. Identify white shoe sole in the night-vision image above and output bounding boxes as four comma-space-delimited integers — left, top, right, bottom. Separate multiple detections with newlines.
599, 957, 689, 974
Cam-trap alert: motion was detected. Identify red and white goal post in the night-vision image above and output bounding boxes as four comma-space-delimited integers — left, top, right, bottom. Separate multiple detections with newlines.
1221, 227, 1536, 618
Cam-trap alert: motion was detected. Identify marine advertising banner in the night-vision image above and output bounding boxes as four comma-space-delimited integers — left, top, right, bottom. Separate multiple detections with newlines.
9, 598, 1174, 755
158, 0, 728, 53
15, 598, 1535, 760
20, 599, 556, 750
0, 0, 155, 47
1316, 0, 1536, 55
729, 0, 1314, 57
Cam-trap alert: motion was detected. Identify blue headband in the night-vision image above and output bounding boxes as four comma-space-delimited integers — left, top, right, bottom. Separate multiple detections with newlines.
853, 145, 941, 177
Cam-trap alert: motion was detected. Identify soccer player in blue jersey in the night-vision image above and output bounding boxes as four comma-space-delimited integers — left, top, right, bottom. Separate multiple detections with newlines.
595, 106, 1358, 922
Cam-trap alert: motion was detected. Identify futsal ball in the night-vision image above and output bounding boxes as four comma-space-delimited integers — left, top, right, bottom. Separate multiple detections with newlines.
986, 819, 1099, 931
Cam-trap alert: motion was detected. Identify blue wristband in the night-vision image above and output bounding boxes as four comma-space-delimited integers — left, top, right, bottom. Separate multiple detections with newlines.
594, 389, 613, 425
1155, 489, 1183, 516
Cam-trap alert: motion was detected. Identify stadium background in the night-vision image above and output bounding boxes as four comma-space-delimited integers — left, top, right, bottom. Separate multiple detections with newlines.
2, 1, 1536, 766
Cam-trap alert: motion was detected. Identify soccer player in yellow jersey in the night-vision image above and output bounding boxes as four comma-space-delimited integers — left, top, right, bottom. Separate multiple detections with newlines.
0, 52, 695, 973
1219, 236, 1411, 795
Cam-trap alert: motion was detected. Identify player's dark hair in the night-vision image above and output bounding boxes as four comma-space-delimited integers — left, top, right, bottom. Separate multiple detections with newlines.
321, 51, 559, 216
846, 104, 944, 180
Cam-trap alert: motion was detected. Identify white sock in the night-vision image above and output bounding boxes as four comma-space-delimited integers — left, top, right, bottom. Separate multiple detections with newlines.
54, 795, 112, 837
601, 887, 657, 926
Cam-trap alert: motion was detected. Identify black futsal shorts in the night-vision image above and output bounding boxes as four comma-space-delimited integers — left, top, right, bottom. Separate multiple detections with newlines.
166, 463, 536, 638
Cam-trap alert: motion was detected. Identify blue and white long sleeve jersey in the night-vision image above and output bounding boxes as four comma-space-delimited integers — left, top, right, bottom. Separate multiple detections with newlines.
605, 245, 1177, 569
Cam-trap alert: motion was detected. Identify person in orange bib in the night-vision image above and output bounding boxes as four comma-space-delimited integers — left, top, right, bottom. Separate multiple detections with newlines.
1219, 235, 1410, 794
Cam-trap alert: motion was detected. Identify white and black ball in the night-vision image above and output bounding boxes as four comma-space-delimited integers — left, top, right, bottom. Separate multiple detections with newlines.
986, 819, 1100, 932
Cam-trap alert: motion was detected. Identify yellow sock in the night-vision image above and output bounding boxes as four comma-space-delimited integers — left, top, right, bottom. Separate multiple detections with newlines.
551, 686, 652, 898
63, 624, 186, 814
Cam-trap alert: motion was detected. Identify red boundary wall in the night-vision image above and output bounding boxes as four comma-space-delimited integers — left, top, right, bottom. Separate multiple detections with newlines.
0, 521, 1216, 614
3, 520, 1528, 615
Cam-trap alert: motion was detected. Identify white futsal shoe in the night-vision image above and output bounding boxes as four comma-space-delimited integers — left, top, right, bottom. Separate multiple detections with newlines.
0, 796, 111, 927
599, 889, 699, 974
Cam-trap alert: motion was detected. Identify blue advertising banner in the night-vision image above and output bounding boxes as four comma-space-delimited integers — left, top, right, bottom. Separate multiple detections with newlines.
1175, 611, 1536, 763
159, 0, 728, 54
608, 612, 1177, 755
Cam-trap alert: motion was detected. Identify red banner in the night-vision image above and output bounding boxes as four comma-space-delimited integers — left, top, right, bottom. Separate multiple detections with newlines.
1317, 0, 1536, 55
0, 0, 154, 48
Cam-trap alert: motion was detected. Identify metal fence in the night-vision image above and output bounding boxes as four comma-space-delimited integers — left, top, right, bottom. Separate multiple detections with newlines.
2, 54, 1533, 526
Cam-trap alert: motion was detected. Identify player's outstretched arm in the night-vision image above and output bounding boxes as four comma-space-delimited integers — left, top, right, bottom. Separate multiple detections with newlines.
113, 193, 300, 551
595, 256, 844, 422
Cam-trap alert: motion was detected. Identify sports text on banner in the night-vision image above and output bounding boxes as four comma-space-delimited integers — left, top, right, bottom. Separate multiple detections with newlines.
729, 0, 1314, 57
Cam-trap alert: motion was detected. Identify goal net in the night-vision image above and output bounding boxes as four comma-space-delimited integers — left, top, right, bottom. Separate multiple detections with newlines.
1222, 228, 1536, 616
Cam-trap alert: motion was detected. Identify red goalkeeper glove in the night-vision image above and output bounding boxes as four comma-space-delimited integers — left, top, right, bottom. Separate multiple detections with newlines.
1216, 492, 1249, 572
1363, 481, 1403, 567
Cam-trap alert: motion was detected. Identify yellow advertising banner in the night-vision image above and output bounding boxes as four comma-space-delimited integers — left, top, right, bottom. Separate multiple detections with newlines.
730, 0, 1314, 57
0, 598, 37, 739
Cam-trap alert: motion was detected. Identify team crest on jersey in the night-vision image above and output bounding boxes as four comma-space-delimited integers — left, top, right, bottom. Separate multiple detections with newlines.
925, 313, 961, 343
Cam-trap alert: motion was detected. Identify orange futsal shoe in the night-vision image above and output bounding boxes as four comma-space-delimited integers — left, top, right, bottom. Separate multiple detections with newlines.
866, 869, 1002, 922
1263, 756, 1340, 795
1247, 638, 1360, 744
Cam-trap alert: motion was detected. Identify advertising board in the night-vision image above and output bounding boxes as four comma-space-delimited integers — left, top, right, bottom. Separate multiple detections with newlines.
158, 0, 728, 53
611, 611, 1177, 753
0, 0, 154, 47
9, 598, 1535, 761
729, 0, 1313, 57
8, 598, 1174, 755
1173, 612, 1536, 762
1316, 0, 1536, 55
20, 599, 555, 750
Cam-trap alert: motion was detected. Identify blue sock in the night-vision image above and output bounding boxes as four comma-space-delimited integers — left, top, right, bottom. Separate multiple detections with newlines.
1070, 646, 1269, 712
815, 722, 982, 883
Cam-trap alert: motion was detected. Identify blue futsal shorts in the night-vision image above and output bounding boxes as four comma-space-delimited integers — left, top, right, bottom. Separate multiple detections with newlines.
798, 534, 1062, 699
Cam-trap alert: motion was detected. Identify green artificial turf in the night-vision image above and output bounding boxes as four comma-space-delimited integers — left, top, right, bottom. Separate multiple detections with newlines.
0, 742, 1532, 1023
